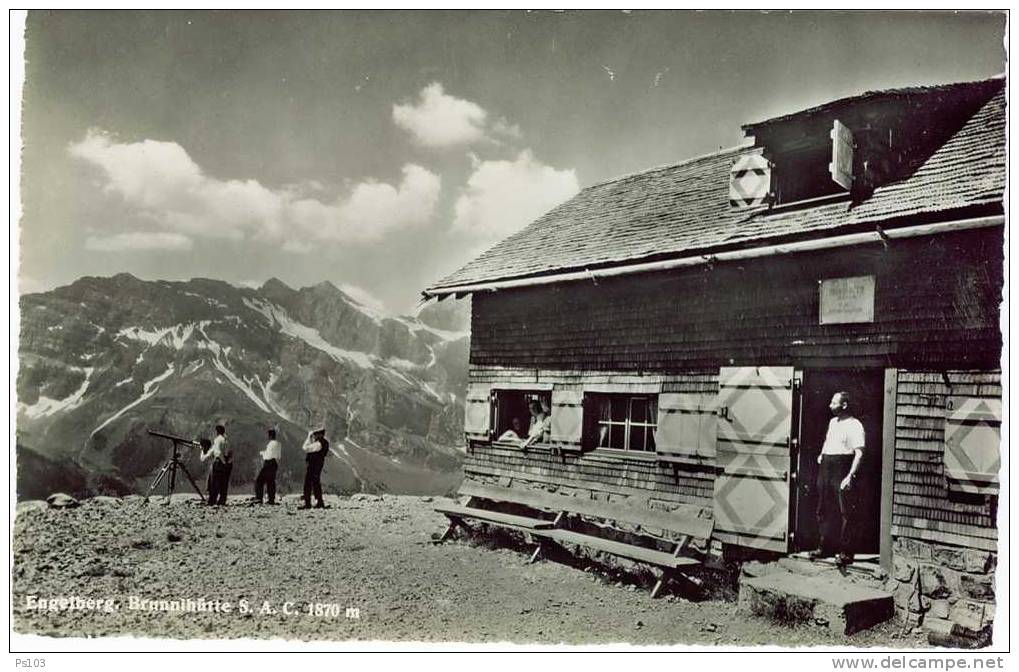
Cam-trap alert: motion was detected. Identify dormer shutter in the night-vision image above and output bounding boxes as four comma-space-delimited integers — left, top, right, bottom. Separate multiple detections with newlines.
829, 119, 854, 190
729, 151, 772, 208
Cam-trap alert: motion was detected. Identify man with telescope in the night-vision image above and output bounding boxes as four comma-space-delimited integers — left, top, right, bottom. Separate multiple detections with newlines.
301, 425, 329, 510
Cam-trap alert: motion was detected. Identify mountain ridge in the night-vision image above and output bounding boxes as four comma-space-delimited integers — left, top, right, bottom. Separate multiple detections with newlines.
16, 274, 471, 500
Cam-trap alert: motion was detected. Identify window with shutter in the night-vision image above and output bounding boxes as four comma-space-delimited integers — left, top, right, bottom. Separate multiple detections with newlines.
656, 393, 717, 464
584, 393, 658, 453
490, 388, 552, 446
944, 396, 1001, 496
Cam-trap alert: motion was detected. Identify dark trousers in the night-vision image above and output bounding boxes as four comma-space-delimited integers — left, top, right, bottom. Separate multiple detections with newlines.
207, 461, 232, 506
255, 459, 278, 503
303, 454, 325, 506
816, 454, 855, 556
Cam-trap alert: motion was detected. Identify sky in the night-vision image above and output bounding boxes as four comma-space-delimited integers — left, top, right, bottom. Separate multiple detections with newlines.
17, 10, 1006, 314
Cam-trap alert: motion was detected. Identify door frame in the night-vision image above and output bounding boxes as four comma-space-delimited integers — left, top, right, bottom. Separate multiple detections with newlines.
880, 368, 897, 572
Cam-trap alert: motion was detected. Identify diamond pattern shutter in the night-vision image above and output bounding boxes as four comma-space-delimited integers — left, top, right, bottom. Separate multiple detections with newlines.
550, 389, 584, 451
713, 366, 798, 552
729, 151, 772, 209
464, 383, 493, 441
656, 393, 717, 464
944, 396, 1001, 495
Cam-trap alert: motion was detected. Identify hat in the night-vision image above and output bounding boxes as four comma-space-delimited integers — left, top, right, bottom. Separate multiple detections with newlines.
312, 425, 326, 434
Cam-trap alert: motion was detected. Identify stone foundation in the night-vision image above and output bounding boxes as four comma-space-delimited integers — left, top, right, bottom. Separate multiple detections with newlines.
887, 538, 996, 641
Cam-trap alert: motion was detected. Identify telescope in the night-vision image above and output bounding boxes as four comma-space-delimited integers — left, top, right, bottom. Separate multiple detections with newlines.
147, 430, 202, 447
146, 428, 206, 502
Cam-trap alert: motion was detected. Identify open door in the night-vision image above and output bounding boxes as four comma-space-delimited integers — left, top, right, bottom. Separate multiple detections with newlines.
714, 366, 800, 553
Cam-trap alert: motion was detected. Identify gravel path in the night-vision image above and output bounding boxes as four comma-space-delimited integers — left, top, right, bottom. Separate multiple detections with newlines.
12, 495, 926, 646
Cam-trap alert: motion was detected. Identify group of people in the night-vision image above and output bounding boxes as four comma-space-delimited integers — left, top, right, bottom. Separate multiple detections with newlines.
197, 424, 331, 509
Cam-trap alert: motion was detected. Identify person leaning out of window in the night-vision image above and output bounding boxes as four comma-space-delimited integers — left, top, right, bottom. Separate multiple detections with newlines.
521, 399, 551, 452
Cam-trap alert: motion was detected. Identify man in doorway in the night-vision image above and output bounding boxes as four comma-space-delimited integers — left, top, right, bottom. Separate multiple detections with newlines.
301, 426, 329, 509
810, 391, 865, 567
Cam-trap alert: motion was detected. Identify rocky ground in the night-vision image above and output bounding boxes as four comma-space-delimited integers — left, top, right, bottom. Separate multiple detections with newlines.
12, 494, 928, 646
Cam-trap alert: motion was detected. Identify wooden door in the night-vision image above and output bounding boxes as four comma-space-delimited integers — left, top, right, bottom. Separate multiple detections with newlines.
714, 366, 800, 552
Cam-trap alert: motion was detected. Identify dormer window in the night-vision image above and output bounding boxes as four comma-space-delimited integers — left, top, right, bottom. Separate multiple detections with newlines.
732, 118, 857, 210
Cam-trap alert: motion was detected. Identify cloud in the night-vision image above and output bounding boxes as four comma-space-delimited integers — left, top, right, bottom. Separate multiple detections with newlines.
84, 232, 194, 252
392, 83, 520, 148
69, 129, 442, 250
451, 150, 580, 243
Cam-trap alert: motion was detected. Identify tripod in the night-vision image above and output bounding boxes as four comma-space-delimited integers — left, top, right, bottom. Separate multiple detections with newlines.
147, 434, 205, 503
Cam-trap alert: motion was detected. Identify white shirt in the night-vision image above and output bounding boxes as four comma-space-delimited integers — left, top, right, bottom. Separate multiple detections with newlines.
302, 437, 326, 454
821, 417, 865, 456
528, 414, 550, 441
262, 439, 281, 461
201, 434, 231, 463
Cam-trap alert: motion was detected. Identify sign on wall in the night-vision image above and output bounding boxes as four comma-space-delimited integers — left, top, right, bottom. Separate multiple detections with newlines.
819, 275, 875, 324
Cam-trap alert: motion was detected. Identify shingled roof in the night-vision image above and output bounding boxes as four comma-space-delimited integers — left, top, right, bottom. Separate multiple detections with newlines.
425, 79, 1005, 297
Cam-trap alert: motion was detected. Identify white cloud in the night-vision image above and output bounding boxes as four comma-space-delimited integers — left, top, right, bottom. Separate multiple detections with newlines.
69, 129, 442, 250
84, 232, 194, 252
392, 83, 520, 148
451, 150, 580, 243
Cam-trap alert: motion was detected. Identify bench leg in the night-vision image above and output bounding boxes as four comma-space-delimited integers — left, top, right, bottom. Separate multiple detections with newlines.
528, 542, 543, 564
436, 517, 461, 543
650, 569, 674, 599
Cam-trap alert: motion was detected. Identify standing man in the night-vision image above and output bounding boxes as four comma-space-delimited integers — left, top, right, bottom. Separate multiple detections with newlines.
255, 428, 281, 505
810, 391, 865, 567
301, 426, 329, 509
201, 424, 233, 506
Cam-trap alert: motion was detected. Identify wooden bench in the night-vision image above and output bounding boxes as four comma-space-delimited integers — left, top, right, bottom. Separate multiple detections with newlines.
435, 481, 713, 598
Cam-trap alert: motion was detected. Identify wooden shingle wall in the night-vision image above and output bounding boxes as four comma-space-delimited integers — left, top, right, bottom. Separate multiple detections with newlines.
893, 369, 1000, 552
470, 229, 1003, 372
464, 366, 718, 517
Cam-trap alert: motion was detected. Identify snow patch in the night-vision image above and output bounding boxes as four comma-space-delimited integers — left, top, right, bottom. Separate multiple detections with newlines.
243, 298, 373, 369
20, 367, 94, 419
90, 363, 174, 436
117, 322, 208, 350
397, 317, 467, 342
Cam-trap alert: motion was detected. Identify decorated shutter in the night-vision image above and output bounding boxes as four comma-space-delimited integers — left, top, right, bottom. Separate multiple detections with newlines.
550, 389, 584, 451
829, 119, 854, 190
729, 151, 772, 209
713, 366, 798, 552
464, 383, 493, 441
656, 393, 717, 463
944, 396, 1001, 495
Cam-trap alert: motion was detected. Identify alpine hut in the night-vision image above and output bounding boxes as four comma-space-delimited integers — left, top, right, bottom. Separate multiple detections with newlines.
423, 76, 1004, 636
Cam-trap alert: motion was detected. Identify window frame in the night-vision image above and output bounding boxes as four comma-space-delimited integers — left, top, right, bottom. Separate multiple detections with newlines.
586, 393, 658, 454
491, 387, 552, 446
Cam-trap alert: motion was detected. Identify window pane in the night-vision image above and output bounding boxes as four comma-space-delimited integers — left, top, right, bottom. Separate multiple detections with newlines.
611, 397, 628, 422
631, 397, 649, 424
597, 423, 611, 447
630, 426, 646, 452
610, 425, 626, 450
646, 426, 657, 452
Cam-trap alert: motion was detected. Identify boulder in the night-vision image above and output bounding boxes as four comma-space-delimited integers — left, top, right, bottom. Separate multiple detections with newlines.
894, 557, 916, 582
46, 493, 80, 509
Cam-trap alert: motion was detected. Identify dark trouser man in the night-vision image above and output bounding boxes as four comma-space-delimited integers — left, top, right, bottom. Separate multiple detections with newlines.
816, 454, 855, 559
207, 461, 226, 506
303, 453, 325, 508
217, 462, 232, 506
255, 458, 278, 504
